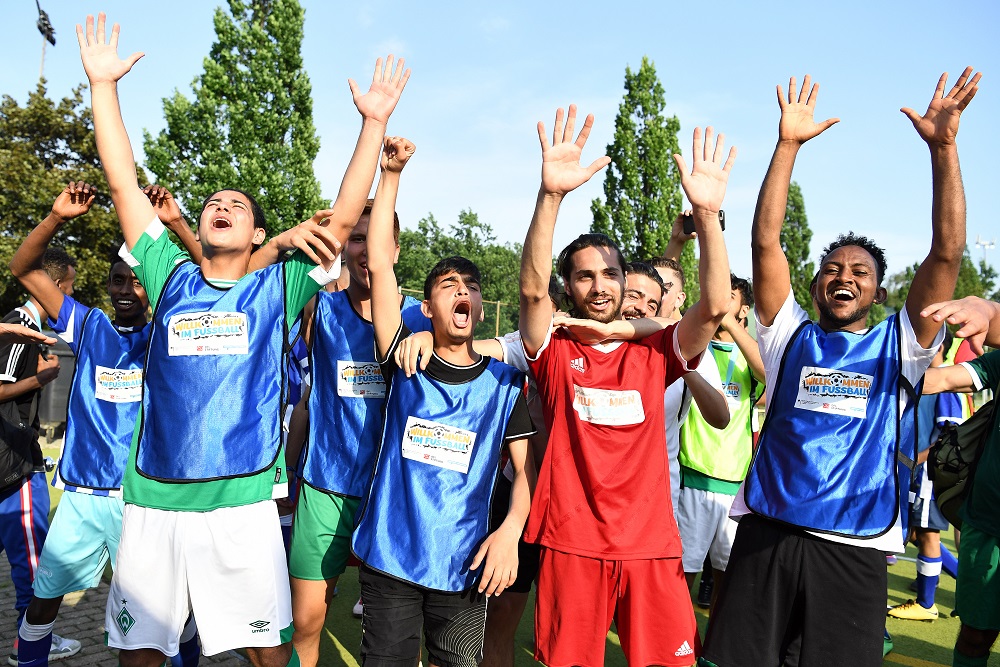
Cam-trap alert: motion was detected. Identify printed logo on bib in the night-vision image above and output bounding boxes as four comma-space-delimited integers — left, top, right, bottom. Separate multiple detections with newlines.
94, 366, 143, 403
794, 366, 873, 418
572, 385, 644, 425
401, 416, 477, 474
337, 361, 386, 398
167, 312, 249, 356
722, 381, 742, 403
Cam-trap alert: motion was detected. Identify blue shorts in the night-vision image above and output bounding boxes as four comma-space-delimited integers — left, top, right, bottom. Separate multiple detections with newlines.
33, 491, 124, 599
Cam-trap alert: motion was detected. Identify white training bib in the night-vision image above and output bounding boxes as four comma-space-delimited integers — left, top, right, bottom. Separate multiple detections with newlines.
167, 312, 249, 356
572, 385, 645, 426
793, 365, 873, 418
401, 416, 477, 474
94, 366, 143, 403
337, 361, 386, 398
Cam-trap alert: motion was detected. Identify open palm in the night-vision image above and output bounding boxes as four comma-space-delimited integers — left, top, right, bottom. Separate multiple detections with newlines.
674, 127, 736, 213
902, 67, 981, 146
538, 106, 610, 196
777, 75, 839, 144
350, 55, 410, 124
76, 13, 143, 85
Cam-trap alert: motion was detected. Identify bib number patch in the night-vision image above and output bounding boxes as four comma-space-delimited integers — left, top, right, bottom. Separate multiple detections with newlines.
572, 385, 645, 425
337, 361, 386, 398
167, 312, 249, 356
401, 416, 477, 474
94, 366, 143, 403
794, 365, 873, 418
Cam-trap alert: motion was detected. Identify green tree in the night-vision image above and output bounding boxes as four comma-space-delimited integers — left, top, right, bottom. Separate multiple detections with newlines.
883, 249, 992, 317
781, 181, 815, 319
143, 0, 326, 234
591, 57, 684, 264
0, 83, 145, 316
396, 211, 521, 337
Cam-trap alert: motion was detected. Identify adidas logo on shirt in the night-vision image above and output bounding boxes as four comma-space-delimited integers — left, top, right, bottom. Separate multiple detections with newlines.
570, 357, 586, 373
674, 641, 694, 657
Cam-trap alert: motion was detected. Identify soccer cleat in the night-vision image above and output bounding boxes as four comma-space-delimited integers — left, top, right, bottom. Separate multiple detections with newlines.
696, 577, 713, 609
8, 634, 81, 666
887, 599, 939, 621
352, 598, 363, 618
883, 629, 893, 657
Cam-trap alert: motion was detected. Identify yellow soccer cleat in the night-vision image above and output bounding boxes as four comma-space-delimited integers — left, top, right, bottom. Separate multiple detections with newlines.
887, 599, 939, 622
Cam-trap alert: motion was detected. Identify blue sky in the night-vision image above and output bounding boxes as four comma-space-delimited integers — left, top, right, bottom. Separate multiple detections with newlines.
4, 1, 999, 283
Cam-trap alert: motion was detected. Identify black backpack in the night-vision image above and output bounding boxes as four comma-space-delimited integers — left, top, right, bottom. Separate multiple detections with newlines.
0, 394, 38, 492
928, 398, 995, 529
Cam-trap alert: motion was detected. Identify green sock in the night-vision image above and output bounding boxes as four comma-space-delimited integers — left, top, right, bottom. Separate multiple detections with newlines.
953, 648, 989, 667
280, 624, 299, 667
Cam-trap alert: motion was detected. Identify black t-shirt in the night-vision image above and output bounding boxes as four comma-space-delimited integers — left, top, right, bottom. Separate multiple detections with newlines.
0, 308, 44, 464
379, 323, 535, 441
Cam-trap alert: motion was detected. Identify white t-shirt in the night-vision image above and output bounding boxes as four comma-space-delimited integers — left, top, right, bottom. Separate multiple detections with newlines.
729, 291, 941, 553
664, 351, 721, 514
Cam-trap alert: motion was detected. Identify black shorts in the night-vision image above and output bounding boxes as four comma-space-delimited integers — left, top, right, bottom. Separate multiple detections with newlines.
490, 474, 540, 594
359, 564, 487, 667
702, 514, 887, 667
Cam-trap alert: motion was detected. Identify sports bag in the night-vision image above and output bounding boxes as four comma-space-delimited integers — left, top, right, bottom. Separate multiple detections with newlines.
928, 398, 995, 529
0, 394, 38, 492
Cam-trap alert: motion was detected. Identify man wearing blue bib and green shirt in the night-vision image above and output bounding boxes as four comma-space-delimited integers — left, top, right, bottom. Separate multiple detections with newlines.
677, 274, 763, 615
77, 13, 409, 667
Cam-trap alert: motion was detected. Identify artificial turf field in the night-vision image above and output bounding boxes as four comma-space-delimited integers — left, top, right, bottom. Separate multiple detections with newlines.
35, 443, 989, 666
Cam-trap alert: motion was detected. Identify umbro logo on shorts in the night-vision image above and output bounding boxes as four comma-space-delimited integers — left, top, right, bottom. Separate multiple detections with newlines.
570, 357, 586, 373
249, 620, 271, 633
674, 640, 694, 657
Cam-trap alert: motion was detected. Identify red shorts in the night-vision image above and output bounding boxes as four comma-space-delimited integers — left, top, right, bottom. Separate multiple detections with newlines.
534, 547, 700, 666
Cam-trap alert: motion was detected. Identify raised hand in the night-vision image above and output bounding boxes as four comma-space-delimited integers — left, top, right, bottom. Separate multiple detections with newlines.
350, 55, 410, 125
268, 209, 342, 266
671, 209, 697, 244
673, 127, 736, 213
51, 182, 97, 223
777, 75, 839, 144
902, 67, 981, 147
538, 105, 611, 197
143, 185, 185, 228
381, 136, 416, 173
76, 13, 144, 85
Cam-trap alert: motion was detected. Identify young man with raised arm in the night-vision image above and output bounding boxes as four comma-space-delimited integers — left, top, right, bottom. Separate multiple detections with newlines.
676, 274, 764, 616
701, 69, 980, 667
519, 105, 735, 666
8, 182, 201, 667
285, 199, 431, 667
77, 13, 407, 667
352, 136, 534, 667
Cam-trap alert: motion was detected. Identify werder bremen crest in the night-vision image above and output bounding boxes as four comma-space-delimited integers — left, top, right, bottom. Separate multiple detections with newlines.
116, 606, 136, 635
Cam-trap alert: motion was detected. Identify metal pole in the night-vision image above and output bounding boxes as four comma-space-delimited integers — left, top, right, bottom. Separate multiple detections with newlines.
495, 300, 501, 338
39, 35, 46, 80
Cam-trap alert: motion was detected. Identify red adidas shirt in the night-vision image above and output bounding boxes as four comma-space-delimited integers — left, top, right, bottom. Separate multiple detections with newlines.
526, 325, 694, 559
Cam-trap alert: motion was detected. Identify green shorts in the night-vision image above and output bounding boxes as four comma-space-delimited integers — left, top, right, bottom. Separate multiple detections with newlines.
288, 484, 360, 581
955, 521, 1000, 631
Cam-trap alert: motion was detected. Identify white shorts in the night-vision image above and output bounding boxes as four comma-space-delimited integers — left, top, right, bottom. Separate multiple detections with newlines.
106, 500, 291, 656
677, 486, 739, 573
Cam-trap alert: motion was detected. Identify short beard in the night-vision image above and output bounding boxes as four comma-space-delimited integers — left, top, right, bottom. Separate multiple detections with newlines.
817, 300, 871, 329
568, 296, 622, 324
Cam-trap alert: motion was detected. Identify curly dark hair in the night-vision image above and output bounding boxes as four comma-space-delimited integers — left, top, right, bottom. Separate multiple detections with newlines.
821, 232, 888, 284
